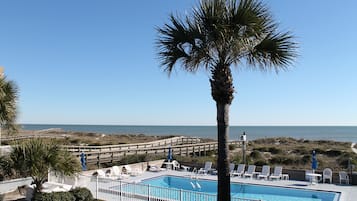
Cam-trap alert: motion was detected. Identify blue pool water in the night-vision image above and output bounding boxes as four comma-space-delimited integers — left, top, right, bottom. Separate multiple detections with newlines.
138, 176, 340, 201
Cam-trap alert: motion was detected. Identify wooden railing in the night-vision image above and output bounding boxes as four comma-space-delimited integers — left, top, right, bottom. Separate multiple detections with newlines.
63, 136, 201, 153
67, 139, 241, 166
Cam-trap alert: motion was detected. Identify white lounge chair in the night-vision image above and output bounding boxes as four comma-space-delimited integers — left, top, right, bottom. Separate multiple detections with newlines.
229, 163, 235, 174
149, 165, 165, 172
322, 168, 332, 183
111, 166, 129, 179
305, 170, 313, 181
243, 165, 256, 178
172, 160, 180, 170
231, 164, 245, 177
95, 169, 107, 178
339, 171, 349, 184
257, 165, 270, 180
198, 161, 213, 174
269, 166, 283, 180
213, 163, 234, 175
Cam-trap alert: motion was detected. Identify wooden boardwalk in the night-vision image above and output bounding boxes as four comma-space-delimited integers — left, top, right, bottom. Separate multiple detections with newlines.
64, 136, 241, 166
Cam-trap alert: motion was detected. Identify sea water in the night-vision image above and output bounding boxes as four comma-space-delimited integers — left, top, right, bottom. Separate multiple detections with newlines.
22, 124, 357, 142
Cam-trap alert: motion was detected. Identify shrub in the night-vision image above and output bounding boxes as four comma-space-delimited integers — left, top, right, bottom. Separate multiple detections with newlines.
253, 147, 269, 152
325, 150, 342, 157
229, 144, 237, 150
269, 155, 295, 165
254, 160, 267, 166
70, 187, 94, 201
231, 154, 242, 164
33, 191, 75, 201
268, 147, 282, 154
300, 155, 311, 165
250, 150, 262, 159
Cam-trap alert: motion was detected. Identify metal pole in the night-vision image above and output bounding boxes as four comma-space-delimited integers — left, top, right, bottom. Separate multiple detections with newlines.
241, 132, 247, 165
119, 180, 122, 201
96, 175, 98, 199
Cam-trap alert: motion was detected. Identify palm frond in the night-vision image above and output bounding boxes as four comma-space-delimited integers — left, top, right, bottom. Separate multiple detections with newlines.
0, 77, 18, 134
247, 31, 298, 72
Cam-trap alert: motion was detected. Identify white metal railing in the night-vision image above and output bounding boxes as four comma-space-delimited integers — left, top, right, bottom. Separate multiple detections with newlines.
71, 174, 261, 201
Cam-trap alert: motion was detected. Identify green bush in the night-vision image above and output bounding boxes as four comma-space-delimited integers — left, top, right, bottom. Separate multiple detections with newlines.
229, 144, 237, 150
70, 187, 94, 201
250, 150, 262, 159
33, 191, 75, 201
268, 147, 282, 154
300, 155, 311, 165
325, 150, 342, 157
269, 155, 295, 165
253, 147, 269, 152
32, 188, 94, 201
254, 160, 267, 166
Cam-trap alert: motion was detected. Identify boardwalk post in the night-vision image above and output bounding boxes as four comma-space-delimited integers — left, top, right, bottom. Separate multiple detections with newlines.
97, 153, 100, 169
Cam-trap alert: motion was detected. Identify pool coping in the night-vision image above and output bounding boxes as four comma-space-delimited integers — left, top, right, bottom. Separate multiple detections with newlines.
121, 170, 356, 201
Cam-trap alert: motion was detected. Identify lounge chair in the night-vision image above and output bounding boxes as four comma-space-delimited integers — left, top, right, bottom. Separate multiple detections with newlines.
172, 160, 180, 170
95, 169, 107, 178
322, 168, 332, 183
305, 170, 313, 181
231, 164, 245, 177
229, 163, 235, 175
213, 163, 234, 175
149, 165, 165, 172
198, 161, 213, 174
257, 165, 270, 180
243, 165, 256, 178
269, 166, 283, 180
122, 165, 132, 174
339, 171, 349, 184
111, 166, 129, 179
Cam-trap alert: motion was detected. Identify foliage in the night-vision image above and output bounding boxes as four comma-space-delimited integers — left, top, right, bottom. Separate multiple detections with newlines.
0, 76, 19, 135
10, 138, 81, 192
156, 0, 297, 199
31, 187, 94, 201
228, 144, 237, 150
254, 160, 267, 166
70, 187, 94, 201
33, 191, 75, 201
0, 155, 13, 180
250, 150, 262, 159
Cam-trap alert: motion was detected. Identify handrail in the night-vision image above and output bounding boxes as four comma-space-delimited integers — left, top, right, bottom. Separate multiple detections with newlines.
63, 136, 201, 152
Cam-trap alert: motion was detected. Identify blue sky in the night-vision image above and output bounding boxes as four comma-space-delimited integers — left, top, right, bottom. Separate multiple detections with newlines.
1, 0, 356, 126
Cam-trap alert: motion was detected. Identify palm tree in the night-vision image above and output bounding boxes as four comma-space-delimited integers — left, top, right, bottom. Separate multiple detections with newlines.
10, 138, 81, 192
156, 0, 297, 200
0, 76, 18, 148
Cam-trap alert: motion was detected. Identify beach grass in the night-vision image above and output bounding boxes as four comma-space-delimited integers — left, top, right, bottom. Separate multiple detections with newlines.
7, 131, 357, 171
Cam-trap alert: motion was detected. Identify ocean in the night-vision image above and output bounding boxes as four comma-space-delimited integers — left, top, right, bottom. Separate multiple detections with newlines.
21, 124, 357, 143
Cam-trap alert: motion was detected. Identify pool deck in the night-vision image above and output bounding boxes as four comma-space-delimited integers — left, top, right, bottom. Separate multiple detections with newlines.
119, 169, 356, 201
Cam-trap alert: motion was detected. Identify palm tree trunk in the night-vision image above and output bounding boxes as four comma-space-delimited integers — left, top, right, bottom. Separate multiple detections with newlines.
216, 103, 231, 201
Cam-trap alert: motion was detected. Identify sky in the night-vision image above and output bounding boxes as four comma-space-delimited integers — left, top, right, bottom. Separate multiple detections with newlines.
0, 0, 356, 126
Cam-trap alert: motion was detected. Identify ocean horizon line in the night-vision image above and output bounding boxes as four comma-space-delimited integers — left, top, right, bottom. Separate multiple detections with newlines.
20, 123, 357, 127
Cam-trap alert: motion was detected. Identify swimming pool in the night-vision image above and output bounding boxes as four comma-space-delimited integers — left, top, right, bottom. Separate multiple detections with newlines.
136, 176, 340, 201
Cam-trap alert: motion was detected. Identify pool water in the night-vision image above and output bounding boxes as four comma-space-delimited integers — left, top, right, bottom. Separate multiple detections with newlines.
139, 176, 340, 201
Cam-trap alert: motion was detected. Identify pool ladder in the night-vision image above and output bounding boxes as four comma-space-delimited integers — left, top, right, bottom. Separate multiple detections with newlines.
190, 168, 201, 190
